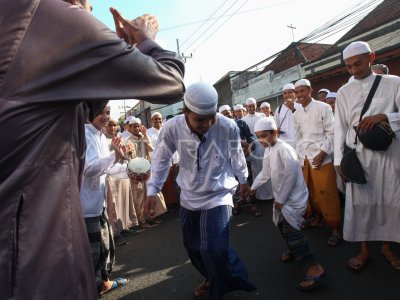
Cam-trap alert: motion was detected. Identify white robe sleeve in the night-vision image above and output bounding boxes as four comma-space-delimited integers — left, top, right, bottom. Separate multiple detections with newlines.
275, 147, 298, 205
147, 127, 176, 196
386, 82, 400, 132
84, 136, 116, 178
229, 125, 248, 184
334, 88, 349, 166
320, 105, 335, 156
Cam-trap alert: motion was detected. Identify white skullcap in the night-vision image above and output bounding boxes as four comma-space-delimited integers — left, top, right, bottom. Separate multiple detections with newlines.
254, 117, 277, 132
151, 112, 162, 119
282, 83, 295, 91
233, 104, 244, 111
326, 92, 337, 99
343, 41, 371, 60
184, 82, 218, 115
129, 117, 141, 125
218, 105, 231, 113
124, 116, 133, 124
245, 98, 257, 105
260, 102, 270, 108
294, 79, 311, 88
318, 88, 330, 94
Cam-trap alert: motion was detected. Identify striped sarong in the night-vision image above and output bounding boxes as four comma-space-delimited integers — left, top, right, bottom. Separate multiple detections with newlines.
84, 209, 115, 290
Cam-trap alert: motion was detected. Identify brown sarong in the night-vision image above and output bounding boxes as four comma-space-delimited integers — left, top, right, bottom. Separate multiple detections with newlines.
106, 175, 139, 234
302, 160, 341, 229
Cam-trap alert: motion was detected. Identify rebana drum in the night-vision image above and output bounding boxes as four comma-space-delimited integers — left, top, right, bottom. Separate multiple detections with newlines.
127, 157, 151, 182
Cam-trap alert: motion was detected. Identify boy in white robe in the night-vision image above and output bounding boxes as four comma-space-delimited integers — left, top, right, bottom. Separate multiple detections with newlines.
251, 118, 326, 291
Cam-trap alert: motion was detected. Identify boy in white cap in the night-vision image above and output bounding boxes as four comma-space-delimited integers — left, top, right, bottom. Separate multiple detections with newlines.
274, 83, 302, 148
126, 117, 160, 227
146, 82, 257, 299
260, 102, 272, 117
325, 92, 337, 113
251, 117, 326, 291
243, 98, 274, 206
233, 104, 245, 119
335, 41, 400, 272
293, 79, 342, 246
317, 88, 330, 102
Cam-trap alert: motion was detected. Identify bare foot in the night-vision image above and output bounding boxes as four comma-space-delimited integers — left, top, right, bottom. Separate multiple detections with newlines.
381, 247, 400, 271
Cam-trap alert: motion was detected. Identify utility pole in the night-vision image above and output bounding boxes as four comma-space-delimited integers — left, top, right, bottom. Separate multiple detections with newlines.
176, 38, 193, 63
287, 24, 296, 42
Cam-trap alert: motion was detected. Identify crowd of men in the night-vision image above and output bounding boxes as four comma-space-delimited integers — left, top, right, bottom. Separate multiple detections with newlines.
0, 0, 399, 299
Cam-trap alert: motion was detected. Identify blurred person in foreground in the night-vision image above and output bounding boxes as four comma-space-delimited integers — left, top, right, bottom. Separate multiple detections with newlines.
0, 0, 184, 299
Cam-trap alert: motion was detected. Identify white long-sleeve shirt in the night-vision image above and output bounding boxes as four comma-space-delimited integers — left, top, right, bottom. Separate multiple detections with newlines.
147, 126, 161, 147
147, 114, 248, 210
80, 124, 116, 217
242, 112, 266, 133
251, 139, 308, 229
293, 99, 335, 167
274, 102, 302, 148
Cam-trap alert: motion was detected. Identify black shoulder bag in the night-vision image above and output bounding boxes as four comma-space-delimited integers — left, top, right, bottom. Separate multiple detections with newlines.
339, 75, 382, 184
357, 76, 395, 151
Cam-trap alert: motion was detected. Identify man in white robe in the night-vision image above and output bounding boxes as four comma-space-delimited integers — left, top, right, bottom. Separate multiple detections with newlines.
334, 41, 400, 271
147, 112, 163, 147
274, 83, 302, 148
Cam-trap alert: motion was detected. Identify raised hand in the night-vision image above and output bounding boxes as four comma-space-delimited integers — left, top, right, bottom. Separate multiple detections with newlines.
110, 8, 159, 46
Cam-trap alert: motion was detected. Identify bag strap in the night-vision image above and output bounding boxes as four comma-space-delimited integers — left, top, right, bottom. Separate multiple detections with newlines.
353, 75, 382, 145
359, 75, 382, 122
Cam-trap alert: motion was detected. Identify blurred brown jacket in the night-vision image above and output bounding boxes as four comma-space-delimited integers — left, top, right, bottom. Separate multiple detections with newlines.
0, 0, 184, 299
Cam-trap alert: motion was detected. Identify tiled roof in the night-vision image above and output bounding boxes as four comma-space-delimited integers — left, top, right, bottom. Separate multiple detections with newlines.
262, 42, 333, 74
336, 0, 400, 44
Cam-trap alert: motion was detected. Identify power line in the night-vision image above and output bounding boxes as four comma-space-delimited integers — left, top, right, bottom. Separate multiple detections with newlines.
182, 0, 244, 54
229, 0, 383, 80
190, 0, 251, 53
179, 0, 230, 48
160, 1, 295, 32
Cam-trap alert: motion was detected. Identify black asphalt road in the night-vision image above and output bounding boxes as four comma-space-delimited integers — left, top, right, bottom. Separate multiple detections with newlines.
103, 201, 400, 300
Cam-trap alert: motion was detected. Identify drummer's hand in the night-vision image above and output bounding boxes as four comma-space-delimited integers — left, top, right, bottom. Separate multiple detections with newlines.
145, 195, 157, 218
110, 8, 159, 45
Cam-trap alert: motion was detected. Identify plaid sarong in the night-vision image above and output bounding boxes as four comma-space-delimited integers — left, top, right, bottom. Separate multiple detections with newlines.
84, 209, 115, 290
